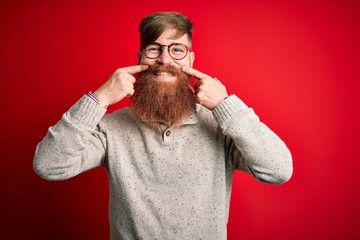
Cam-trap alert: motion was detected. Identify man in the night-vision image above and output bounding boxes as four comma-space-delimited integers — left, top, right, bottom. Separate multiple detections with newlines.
34, 12, 292, 240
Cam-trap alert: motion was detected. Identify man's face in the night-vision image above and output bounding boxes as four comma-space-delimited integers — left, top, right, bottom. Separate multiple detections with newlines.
132, 28, 196, 127
139, 28, 195, 83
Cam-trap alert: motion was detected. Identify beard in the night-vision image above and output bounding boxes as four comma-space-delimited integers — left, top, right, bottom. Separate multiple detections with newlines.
130, 64, 196, 128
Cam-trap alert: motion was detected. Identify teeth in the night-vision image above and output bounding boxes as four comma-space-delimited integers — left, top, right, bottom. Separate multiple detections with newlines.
156, 72, 174, 78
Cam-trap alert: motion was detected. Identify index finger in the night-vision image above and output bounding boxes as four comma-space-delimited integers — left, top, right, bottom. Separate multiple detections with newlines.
181, 66, 209, 80
122, 65, 149, 74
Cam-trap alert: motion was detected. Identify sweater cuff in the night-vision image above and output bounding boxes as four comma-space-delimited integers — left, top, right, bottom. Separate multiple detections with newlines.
212, 94, 248, 127
68, 95, 107, 128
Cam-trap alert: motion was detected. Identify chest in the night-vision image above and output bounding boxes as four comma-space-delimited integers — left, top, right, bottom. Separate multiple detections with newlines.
105, 123, 225, 190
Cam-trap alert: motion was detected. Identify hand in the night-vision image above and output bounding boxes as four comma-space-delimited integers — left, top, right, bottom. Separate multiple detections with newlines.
182, 66, 228, 110
93, 65, 149, 107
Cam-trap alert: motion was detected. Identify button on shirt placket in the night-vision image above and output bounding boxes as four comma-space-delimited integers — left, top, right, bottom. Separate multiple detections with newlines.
162, 129, 173, 143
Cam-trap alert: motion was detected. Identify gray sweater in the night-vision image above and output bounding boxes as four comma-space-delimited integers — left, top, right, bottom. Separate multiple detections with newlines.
34, 94, 292, 240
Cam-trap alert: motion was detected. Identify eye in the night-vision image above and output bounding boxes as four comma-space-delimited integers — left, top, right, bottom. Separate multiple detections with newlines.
173, 47, 184, 52
146, 44, 161, 53
170, 45, 186, 55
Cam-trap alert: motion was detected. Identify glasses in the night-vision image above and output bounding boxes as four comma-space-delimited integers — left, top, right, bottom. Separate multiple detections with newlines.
143, 42, 192, 60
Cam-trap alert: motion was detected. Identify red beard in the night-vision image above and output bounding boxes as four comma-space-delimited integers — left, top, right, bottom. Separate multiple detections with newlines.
130, 64, 195, 127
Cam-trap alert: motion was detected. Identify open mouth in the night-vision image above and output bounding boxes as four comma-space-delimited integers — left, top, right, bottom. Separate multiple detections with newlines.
154, 71, 175, 78
153, 71, 177, 81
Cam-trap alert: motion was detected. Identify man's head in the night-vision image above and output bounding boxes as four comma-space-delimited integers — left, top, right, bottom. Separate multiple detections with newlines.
138, 12, 195, 69
131, 12, 196, 127
139, 11, 193, 53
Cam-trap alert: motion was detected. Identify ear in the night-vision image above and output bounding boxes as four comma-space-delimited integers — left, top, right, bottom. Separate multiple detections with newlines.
189, 51, 195, 67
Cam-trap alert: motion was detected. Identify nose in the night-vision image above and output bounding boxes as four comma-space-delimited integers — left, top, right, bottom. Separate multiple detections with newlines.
156, 47, 173, 65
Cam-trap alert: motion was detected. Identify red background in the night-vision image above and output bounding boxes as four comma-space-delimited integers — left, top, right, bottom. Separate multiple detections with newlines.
1, 0, 359, 239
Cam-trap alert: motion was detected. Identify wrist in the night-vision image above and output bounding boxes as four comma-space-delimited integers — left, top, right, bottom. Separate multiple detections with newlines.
87, 91, 109, 109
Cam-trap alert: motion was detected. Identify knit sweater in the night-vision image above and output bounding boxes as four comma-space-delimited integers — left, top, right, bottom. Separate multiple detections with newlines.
34, 94, 292, 240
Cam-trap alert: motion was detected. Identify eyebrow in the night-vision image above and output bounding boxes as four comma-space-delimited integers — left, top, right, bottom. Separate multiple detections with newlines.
153, 42, 177, 46
153, 42, 190, 47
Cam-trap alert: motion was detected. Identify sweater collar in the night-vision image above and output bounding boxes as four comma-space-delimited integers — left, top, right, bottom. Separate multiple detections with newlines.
182, 104, 203, 125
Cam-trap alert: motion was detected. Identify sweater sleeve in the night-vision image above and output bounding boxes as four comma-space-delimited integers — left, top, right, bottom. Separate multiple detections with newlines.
33, 95, 107, 180
213, 95, 293, 184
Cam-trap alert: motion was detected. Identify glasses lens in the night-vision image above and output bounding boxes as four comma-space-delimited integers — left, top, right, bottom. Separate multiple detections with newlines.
145, 44, 162, 59
169, 44, 188, 60
144, 43, 190, 60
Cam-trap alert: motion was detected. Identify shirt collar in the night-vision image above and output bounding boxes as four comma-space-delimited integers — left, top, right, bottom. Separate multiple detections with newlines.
182, 104, 202, 125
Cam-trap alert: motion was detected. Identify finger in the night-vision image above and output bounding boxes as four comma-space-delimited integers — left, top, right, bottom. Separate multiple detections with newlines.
124, 82, 135, 97
213, 77, 223, 86
181, 66, 209, 80
122, 65, 149, 75
113, 71, 137, 84
126, 75, 137, 84
126, 89, 135, 97
194, 75, 218, 90
194, 80, 202, 91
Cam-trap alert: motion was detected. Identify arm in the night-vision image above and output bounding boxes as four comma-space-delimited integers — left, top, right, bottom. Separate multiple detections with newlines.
213, 95, 293, 184
33, 96, 107, 180
34, 65, 149, 180
182, 66, 292, 184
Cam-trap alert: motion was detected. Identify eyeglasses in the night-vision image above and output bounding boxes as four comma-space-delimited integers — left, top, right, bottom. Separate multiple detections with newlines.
143, 42, 192, 60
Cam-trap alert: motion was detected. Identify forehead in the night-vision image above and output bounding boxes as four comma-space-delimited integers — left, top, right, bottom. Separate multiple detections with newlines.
155, 28, 191, 46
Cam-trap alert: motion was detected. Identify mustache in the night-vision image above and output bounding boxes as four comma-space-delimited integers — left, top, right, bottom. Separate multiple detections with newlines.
139, 64, 187, 78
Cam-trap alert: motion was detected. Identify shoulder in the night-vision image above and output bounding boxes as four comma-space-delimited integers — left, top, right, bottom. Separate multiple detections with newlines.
100, 107, 139, 129
194, 104, 220, 130
196, 103, 213, 120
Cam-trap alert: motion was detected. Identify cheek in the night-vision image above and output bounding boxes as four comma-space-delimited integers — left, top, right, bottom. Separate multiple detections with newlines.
175, 58, 192, 67
139, 55, 151, 65
139, 52, 155, 65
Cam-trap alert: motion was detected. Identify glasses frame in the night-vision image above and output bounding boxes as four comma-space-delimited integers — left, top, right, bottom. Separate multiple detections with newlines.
143, 42, 192, 60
